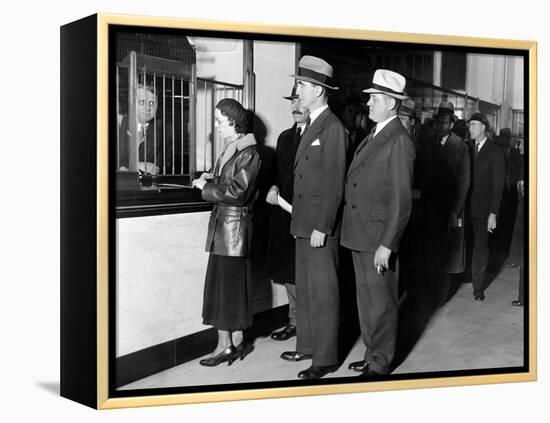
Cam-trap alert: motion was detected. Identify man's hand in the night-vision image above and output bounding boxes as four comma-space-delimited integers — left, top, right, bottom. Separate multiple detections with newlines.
266, 186, 279, 205
374, 245, 392, 274
517, 180, 524, 198
487, 213, 497, 233
310, 229, 326, 248
200, 172, 213, 180
448, 212, 458, 229
138, 161, 159, 174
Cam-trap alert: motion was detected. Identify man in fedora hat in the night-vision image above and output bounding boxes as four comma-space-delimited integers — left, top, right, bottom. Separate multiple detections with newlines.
280, 55, 348, 379
466, 112, 504, 301
398, 97, 418, 140
265, 86, 310, 342
418, 100, 470, 307
340, 69, 415, 376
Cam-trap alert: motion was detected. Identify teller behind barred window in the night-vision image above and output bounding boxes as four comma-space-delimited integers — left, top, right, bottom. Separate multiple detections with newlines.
118, 83, 172, 174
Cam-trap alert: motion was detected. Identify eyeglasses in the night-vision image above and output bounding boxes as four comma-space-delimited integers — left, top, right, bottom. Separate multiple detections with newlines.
138, 99, 156, 108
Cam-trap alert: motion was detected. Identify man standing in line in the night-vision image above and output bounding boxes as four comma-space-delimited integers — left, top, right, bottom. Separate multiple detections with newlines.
467, 112, 505, 301
420, 101, 470, 307
266, 87, 310, 342
281, 55, 348, 380
340, 69, 415, 376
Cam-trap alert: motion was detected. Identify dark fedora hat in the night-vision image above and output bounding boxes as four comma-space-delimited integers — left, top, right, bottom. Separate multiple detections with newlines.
283, 86, 298, 100
468, 112, 490, 129
434, 101, 458, 122
291, 55, 339, 90
398, 98, 417, 118
499, 127, 512, 138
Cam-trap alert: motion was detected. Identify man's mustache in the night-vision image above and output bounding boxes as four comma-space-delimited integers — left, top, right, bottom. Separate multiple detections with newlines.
292, 111, 304, 116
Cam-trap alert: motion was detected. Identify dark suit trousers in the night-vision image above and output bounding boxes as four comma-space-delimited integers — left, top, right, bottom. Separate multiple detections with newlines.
351, 251, 399, 374
471, 217, 489, 295
295, 237, 340, 366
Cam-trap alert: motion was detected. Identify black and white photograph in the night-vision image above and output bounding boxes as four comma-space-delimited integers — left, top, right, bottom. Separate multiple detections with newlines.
7, 0, 549, 420
110, 23, 530, 396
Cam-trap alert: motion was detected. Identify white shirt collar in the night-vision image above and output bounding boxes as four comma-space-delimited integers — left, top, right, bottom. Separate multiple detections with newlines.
440, 133, 450, 145
309, 104, 329, 125
374, 115, 398, 137
476, 136, 488, 150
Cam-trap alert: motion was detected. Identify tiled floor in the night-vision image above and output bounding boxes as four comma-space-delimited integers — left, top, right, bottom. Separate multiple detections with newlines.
119, 266, 524, 390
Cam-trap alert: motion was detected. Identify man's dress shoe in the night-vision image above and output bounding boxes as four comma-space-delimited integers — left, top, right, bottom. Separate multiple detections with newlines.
474, 294, 486, 301
348, 360, 370, 372
511, 300, 524, 307
271, 325, 296, 341
280, 351, 312, 362
297, 364, 338, 379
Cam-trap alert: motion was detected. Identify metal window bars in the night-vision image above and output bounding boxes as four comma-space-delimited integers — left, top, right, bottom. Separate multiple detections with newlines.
116, 51, 195, 184
116, 52, 244, 186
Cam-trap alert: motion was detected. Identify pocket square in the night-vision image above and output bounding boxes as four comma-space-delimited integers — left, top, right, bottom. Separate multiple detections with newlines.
311, 139, 320, 146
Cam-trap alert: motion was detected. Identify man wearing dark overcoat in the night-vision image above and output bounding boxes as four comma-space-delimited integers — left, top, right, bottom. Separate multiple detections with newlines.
265, 87, 310, 342
341, 69, 415, 376
419, 101, 470, 306
466, 112, 505, 301
280, 56, 348, 379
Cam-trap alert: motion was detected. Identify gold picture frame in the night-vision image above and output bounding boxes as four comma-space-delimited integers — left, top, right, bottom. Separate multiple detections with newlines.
60, 13, 537, 409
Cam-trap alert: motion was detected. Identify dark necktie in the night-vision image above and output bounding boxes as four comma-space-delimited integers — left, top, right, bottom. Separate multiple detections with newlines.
303, 118, 311, 134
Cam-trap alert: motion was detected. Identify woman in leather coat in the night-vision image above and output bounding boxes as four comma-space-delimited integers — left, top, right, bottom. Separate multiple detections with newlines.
192, 98, 261, 366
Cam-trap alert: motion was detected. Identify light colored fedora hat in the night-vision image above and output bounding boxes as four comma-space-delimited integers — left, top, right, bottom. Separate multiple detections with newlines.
363, 69, 408, 100
291, 55, 339, 90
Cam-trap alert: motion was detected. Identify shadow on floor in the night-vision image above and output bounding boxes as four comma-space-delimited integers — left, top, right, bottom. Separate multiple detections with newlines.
36, 381, 60, 396
392, 271, 463, 370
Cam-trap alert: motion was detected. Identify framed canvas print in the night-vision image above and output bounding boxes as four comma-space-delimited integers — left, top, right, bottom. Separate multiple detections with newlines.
60, 13, 537, 409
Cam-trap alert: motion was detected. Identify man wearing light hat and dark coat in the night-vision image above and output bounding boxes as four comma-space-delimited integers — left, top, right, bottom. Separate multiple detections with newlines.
419, 101, 470, 306
280, 55, 348, 379
265, 87, 310, 342
340, 69, 415, 376
466, 112, 505, 301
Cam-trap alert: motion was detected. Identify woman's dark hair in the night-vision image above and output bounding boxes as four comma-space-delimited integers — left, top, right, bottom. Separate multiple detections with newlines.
216, 98, 250, 134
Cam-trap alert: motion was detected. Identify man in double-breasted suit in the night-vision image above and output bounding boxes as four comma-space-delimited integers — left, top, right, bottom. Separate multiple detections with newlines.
280, 56, 348, 380
341, 69, 415, 376
467, 112, 505, 301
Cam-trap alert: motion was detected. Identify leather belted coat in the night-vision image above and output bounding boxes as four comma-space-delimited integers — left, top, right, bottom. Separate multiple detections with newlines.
202, 134, 261, 257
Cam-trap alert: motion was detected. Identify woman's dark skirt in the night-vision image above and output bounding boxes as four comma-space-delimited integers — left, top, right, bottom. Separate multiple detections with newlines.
202, 254, 253, 331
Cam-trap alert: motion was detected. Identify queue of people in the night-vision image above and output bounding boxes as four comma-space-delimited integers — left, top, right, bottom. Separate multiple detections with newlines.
191, 55, 523, 379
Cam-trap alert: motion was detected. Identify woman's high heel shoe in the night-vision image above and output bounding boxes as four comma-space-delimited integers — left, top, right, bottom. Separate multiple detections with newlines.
199, 346, 237, 367
233, 342, 253, 361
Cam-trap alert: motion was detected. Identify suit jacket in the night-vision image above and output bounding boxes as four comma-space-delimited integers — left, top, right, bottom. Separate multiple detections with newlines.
118, 116, 173, 173
290, 107, 348, 239
340, 117, 415, 253
467, 138, 505, 219
266, 125, 301, 282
